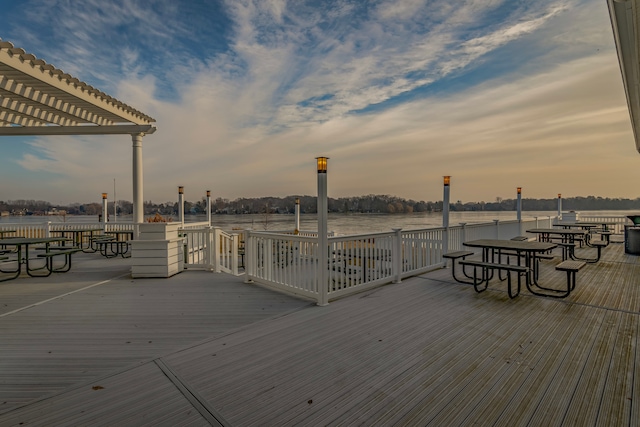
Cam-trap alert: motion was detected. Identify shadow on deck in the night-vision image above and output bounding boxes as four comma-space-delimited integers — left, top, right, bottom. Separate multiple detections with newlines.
0, 241, 638, 425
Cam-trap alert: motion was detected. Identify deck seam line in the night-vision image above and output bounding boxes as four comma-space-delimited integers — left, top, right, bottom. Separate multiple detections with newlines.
0, 272, 130, 318
155, 358, 229, 427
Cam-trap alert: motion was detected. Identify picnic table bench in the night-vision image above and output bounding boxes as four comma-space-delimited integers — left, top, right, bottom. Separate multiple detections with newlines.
459, 259, 529, 298
37, 247, 83, 273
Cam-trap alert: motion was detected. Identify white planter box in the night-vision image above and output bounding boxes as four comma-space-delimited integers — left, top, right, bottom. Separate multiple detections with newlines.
131, 223, 185, 278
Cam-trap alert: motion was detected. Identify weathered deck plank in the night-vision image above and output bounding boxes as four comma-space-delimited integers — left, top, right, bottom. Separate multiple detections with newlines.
0, 240, 638, 426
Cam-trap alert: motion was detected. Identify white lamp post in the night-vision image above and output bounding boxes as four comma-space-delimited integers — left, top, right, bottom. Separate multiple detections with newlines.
101, 193, 108, 227
516, 187, 522, 222
557, 193, 562, 219
295, 197, 301, 234
317, 157, 329, 306
442, 176, 450, 257
178, 186, 184, 226
206, 190, 212, 226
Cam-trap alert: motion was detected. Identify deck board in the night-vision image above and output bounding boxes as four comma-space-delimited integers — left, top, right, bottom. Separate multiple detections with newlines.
0, 241, 639, 425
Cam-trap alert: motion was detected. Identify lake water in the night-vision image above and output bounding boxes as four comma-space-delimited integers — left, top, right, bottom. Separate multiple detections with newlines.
2, 210, 637, 235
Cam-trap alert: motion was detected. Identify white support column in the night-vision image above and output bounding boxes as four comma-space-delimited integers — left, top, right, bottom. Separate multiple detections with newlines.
178, 186, 185, 226
317, 157, 329, 306
206, 190, 212, 226
295, 198, 301, 234
442, 176, 451, 257
132, 133, 144, 224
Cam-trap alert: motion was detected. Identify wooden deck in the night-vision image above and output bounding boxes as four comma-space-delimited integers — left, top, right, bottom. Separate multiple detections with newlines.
0, 241, 639, 426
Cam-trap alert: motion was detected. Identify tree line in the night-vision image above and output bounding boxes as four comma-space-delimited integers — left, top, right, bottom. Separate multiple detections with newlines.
2, 195, 638, 216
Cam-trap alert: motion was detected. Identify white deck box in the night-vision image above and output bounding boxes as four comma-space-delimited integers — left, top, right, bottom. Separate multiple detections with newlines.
131, 223, 185, 278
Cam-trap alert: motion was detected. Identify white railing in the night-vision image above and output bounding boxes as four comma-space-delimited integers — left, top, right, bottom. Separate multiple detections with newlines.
180, 227, 242, 275
182, 228, 211, 270
401, 228, 444, 277
572, 215, 632, 234
216, 228, 240, 275
105, 222, 136, 233
244, 217, 560, 305
0, 221, 136, 239
328, 231, 399, 299
180, 221, 210, 230
0, 222, 49, 238
245, 231, 320, 301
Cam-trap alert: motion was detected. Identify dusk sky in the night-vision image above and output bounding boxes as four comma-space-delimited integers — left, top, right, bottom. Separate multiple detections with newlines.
1, 0, 638, 205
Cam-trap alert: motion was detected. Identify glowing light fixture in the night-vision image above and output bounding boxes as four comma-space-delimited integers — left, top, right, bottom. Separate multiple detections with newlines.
316, 157, 328, 173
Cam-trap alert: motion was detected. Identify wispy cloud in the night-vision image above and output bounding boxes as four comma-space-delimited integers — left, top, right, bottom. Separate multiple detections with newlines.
213, 0, 577, 128
3, 0, 638, 204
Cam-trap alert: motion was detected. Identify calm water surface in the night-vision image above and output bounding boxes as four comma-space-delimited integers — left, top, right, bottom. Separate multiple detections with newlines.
2, 210, 637, 235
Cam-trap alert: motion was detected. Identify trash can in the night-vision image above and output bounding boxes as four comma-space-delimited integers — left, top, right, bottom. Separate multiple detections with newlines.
625, 225, 640, 255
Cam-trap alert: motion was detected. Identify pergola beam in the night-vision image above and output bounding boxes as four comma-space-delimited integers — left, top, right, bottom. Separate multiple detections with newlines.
0, 124, 157, 136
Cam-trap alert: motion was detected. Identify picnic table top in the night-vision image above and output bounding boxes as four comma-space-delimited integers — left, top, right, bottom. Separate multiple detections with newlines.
464, 239, 557, 252
526, 228, 587, 235
50, 228, 104, 233
0, 237, 70, 245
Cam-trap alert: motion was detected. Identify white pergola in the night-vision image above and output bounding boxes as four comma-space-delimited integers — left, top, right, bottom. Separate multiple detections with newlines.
0, 38, 156, 223
608, 0, 640, 154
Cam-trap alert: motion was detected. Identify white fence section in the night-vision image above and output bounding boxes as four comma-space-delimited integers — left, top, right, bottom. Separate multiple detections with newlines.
182, 227, 211, 270
401, 228, 444, 277
180, 221, 210, 229
245, 231, 320, 301
244, 217, 567, 305
0, 221, 135, 241
570, 215, 632, 234
180, 226, 242, 275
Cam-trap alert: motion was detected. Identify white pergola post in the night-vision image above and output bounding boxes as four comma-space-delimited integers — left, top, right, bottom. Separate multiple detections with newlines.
295, 198, 301, 234
206, 190, 212, 226
442, 176, 450, 256
178, 186, 185, 226
132, 133, 144, 224
317, 157, 329, 306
